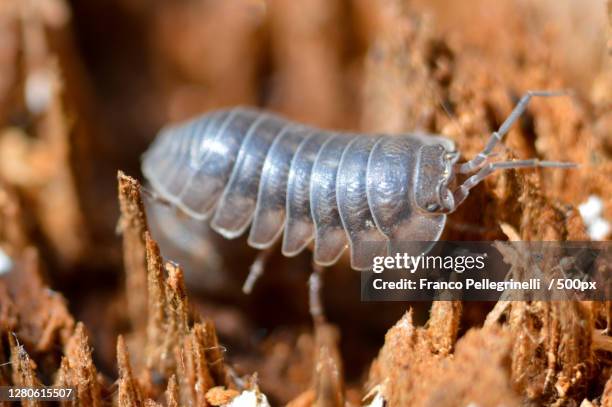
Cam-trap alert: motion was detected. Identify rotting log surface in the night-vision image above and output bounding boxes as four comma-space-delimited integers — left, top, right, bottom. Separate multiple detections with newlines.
0, 0, 610, 406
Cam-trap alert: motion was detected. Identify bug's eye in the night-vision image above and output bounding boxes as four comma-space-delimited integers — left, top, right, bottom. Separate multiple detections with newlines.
426, 203, 440, 212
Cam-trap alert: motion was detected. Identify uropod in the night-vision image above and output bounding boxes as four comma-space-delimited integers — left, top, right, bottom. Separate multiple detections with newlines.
142, 91, 575, 272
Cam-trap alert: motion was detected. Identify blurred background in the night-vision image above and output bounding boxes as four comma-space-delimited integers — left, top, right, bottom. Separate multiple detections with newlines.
0, 0, 610, 403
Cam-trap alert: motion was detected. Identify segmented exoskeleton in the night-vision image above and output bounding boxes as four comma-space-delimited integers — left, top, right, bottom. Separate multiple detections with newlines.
142, 91, 573, 271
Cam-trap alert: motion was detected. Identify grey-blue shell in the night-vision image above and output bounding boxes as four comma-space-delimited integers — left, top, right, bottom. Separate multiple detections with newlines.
142, 107, 456, 270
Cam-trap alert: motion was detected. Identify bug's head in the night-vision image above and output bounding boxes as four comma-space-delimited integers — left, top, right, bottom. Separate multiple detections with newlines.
414, 144, 459, 214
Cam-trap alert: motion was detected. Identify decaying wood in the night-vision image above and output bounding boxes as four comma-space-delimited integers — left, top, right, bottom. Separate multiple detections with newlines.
0, 182, 29, 253
0, 0, 610, 406
267, 0, 351, 128
205, 386, 240, 406
602, 374, 612, 407
118, 172, 149, 334
425, 301, 462, 355
368, 309, 522, 407
312, 323, 344, 407
144, 232, 167, 374
367, 310, 443, 406
360, 0, 444, 134
178, 323, 215, 406
509, 302, 594, 403
3, 248, 74, 352
118, 173, 237, 405
55, 322, 102, 406
418, 325, 521, 407
9, 333, 42, 407
117, 335, 144, 407
165, 375, 180, 407
164, 262, 190, 342
150, 0, 266, 120
0, 0, 92, 267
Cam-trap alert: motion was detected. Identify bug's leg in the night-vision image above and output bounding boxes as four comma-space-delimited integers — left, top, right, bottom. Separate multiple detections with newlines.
453, 158, 576, 207
242, 246, 276, 294
309, 263, 326, 325
458, 90, 568, 174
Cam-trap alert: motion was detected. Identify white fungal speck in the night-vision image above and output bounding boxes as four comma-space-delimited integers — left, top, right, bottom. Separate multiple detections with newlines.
223, 390, 270, 407
579, 196, 604, 224
587, 218, 611, 241
578, 195, 610, 241
0, 249, 13, 275
25, 69, 54, 114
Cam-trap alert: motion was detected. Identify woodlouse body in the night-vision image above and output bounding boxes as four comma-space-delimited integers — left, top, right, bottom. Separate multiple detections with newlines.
143, 93, 573, 270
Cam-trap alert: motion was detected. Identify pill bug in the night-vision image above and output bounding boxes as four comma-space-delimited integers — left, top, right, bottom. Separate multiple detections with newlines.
142, 91, 574, 271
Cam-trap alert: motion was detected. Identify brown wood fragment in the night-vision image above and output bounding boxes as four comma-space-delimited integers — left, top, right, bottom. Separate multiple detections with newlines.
418, 326, 521, 407
367, 310, 435, 406
0, 282, 17, 333
144, 232, 168, 374
312, 323, 344, 407
162, 262, 190, 382
509, 302, 595, 404
0, 0, 90, 267
176, 321, 229, 406
56, 322, 101, 407
9, 333, 41, 407
165, 374, 180, 407
117, 171, 149, 334
164, 262, 189, 337
369, 310, 522, 406
360, 0, 443, 133
180, 324, 215, 406
484, 301, 511, 327
425, 301, 461, 355
150, 0, 265, 119
0, 182, 29, 252
205, 386, 240, 406
201, 319, 227, 386
117, 335, 143, 407
4, 247, 75, 352
54, 358, 72, 406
